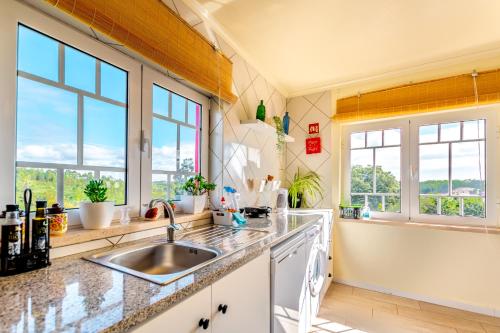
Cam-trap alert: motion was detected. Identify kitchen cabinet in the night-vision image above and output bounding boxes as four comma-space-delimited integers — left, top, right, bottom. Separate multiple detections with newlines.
131, 286, 212, 333
212, 250, 270, 333
130, 251, 270, 333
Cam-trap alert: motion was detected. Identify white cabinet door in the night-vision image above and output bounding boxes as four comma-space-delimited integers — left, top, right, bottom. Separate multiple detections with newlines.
211, 251, 270, 333
131, 286, 212, 333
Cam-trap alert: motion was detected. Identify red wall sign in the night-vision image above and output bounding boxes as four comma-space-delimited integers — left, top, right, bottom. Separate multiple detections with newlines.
306, 137, 322, 154
308, 122, 320, 134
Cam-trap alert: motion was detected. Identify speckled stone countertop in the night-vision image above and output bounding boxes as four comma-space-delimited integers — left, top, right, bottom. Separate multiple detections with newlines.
0, 212, 322, 333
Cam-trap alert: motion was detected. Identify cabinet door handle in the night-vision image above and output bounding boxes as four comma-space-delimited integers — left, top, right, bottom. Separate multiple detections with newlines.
218, 304, 228, 314
198, 318, 210, 330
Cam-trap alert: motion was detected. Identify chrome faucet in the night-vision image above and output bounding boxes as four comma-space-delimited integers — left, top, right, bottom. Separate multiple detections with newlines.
149, 199, 180, 242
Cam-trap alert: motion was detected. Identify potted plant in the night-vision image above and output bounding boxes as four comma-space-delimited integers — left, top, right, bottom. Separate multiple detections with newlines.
180, 175, 216, 214
288, 168, 324, 208
79, 179, 115, 229
273, 116, 286, 152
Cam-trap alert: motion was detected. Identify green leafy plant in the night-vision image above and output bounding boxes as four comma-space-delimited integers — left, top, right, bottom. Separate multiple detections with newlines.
181, 175, 216, 196
84, 179, 108, 203
273, 116, 285, 152
288, 168, 323, 208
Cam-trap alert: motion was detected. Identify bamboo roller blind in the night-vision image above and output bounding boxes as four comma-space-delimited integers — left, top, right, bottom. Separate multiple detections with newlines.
335, 68, 500, 122
45, 0, 237, 103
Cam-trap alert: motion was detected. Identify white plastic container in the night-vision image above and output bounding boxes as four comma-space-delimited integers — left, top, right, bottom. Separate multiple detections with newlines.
212, 210, 234, 226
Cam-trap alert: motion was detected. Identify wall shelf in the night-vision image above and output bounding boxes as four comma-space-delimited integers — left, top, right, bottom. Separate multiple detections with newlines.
240, 119, 295, 142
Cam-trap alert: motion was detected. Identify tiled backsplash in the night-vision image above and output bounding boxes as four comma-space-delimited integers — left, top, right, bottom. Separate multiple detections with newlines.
163, 0, 287, 208
286, 92, 333, 208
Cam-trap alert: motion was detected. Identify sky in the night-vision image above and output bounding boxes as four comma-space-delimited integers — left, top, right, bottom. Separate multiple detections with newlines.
16, 25, 199, 179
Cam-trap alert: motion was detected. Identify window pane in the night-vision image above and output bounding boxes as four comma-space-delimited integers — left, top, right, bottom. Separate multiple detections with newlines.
180, 126, 198, 173
16, 167, 57, 205
440, 122, 460, 142
419, 125, 438, 143
441, 197, 459, 216
100, 171, 126, 205
419, 196, 437, 215
153, 85, 169, 117
351, 195, 365, 206
463, 197, 485, 217
83, 97, 126, 167
171, 93, 186, 122
350, 149, 373, 193
385, 196, 401, 213
64, 170, 94, 209
187, 101, 200, 126
152, 118, 177, 171
451, 142, 485, 195
65, 46, 96, 93
350, 132, 365, 149
463, 120, 485, 140
383, 129, 400, 146
171, 174, 187, 200
368, 195, 382, 212
18, 26, 58, 81
366, 131, 382, 147
419, 143, 448, 194
17, 77, 78, 164
152, 174, 169, 200
101, 62, 127, 103
375, 147, 400, 193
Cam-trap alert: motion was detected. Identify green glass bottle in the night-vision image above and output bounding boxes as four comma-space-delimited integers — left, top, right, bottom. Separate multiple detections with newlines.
256, 100, 266, 121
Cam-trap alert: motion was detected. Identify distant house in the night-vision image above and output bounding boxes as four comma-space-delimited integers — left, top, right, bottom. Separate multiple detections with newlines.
451, 187, 480, 196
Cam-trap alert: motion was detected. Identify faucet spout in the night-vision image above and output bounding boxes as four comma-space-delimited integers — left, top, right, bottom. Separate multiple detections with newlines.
149, 199, 180, 242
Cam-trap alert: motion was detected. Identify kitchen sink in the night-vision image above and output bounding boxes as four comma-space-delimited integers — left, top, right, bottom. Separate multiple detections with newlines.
85, 225, 272, 285
85, 241, 221, 285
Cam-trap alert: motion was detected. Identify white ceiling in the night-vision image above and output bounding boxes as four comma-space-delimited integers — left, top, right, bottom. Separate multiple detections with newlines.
194, 0, 500, 97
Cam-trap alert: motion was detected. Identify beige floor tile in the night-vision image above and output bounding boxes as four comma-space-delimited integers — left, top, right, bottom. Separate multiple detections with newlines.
482, 323, 500, 333
333, 292, 398, 314
373, 309, 457, 333
397, 305, 485, 332
419, 302, 500, 327
353, 287, 421, 310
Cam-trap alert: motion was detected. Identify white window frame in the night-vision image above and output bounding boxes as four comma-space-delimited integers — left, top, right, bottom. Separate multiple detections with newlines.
409, 107, 497, 226
140, 67, 209, 208
0, 1, 142, 224
342, 119, 410, 221
341, 105, 500, 226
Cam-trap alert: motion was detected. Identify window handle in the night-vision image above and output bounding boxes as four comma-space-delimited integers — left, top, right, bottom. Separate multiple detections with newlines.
141, 130, 151, 159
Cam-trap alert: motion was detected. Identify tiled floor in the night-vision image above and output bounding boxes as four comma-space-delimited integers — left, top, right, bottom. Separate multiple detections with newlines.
310, 283, 500, 333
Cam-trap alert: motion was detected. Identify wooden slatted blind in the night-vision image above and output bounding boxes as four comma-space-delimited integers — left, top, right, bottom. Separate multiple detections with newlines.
45, 0, 237, 103
335, 68, 500, 122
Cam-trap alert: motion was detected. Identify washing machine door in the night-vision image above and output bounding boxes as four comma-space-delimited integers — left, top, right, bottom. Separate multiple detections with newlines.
308, 244, 326, 317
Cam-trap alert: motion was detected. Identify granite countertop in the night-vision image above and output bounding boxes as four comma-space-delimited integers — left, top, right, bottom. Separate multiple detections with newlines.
0, 212, 323, 333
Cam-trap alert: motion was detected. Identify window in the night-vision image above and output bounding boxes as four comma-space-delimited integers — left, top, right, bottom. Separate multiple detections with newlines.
342, 108, 495, 225
151, 84, 201, 200
15, 25, 128, 208
349, 129, 401, 213
418, 120, 485, 218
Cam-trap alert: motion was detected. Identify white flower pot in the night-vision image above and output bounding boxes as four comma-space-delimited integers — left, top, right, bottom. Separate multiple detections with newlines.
79, 201, 115, 229
180, 194, 207, 214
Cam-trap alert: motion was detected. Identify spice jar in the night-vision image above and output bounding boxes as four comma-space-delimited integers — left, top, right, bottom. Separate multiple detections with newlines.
47, 203, 68, 236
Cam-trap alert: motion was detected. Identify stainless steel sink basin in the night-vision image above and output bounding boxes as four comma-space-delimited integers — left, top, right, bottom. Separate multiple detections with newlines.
85, 241, 221, 285
85, 225, 272, 285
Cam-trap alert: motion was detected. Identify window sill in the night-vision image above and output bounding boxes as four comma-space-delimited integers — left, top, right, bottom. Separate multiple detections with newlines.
51, 210, 213, 248
337, 218, 500, 235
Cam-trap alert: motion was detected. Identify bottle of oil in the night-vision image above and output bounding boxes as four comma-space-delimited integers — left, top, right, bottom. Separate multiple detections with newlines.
0, 207, 23, 275
31, 201, 49, 257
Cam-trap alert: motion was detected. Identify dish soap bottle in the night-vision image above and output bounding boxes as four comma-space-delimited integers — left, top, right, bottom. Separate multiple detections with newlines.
361, 204, 371, 220
256, 100, 266, 121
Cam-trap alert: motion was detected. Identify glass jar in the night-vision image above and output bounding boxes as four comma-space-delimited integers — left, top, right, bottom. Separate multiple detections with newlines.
47, 203, 68, 236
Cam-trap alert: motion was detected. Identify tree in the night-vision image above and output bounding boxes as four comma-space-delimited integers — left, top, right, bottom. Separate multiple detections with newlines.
351, 165, 399, 194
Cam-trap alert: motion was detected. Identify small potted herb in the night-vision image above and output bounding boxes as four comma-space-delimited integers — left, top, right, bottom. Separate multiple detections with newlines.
79, 179, 115, 229
180, 175, 216, 214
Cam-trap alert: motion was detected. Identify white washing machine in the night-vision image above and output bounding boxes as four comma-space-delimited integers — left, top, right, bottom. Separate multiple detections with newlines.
305, 222, 326, 327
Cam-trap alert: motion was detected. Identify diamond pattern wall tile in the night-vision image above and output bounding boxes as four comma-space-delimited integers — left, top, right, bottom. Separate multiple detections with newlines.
286, 97, 313, 131
298, 105, 330, 135
169, 1, 287, 208
232, 55, 253, 95
287, 124, 307, 156
303, 91, 325, 106
314, 92, 332, 117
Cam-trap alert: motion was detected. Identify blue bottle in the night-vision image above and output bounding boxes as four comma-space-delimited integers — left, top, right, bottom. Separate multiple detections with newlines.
282, 111, 290, 134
